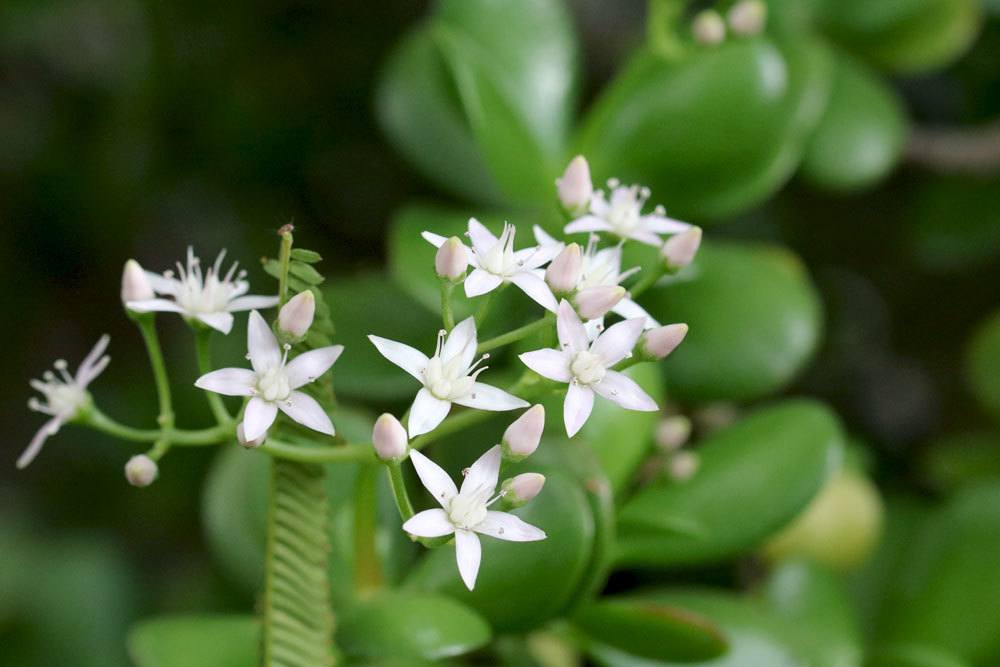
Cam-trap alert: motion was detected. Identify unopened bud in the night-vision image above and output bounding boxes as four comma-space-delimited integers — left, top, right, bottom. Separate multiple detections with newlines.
661, 227, 702, 271
728, 0, 767, 36
278, 290, 315, 339
372, 413, 408, 461
435, 236, 469, 281
574, 286, 626, 320
556, 156, 593, 215
121, 259, 154, 304
125, 454, 158, 487
501, 472, 546, 508
545, 243, 583, 294
237, 422, 266, 449
656, 415, 692, 451
668, 451, 700, 481
642, 323, 689, 360
692, 9, 726, 45
502, 405, 545, 460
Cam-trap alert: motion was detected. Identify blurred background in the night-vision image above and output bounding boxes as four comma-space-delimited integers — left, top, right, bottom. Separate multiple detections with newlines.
2, 0, 999, 665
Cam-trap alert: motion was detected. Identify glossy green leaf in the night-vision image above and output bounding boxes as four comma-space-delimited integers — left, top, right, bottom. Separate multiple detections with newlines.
637, 241, 823, 403
128, 615, 258, 667
337, 592, 490, 660
882, 482, 1000, 662
965, 309, 1000, 423
763, 560, 864, 667
800, 53, 907, 191
617, 399, 844, 568
573, 598, 727, 663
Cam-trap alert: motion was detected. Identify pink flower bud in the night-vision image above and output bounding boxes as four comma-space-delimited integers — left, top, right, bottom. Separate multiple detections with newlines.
502, 404, 545, 460
502, 472, 546, 507
692, 9, 726, 45
728, 0, 767, 36
642, 323, 688, 359
237, 422, 266, 449
278, 290, 315, 339
372, 413, 408, 461
556, 156, 593, 214
125, 454, 158, 487
661, 227, 702, 271
121, 259, 154, 304
574, 286, 626, 320
435, 236, 469, 281
545, 243, 583, 294
656, 415, 692, 451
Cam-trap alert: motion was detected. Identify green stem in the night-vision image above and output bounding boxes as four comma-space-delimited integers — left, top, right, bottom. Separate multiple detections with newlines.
474, 290, 495, 327
136, 316, 174, 430
647, 0, 687, 61
277, 227, 294, 307
262, 438, 373, 463
85, 408, 232, 445
628, 263, 666, 301
477, 317, 551, 355
195, 328, 232, 425
386, 461, 414, 520
440, 281, 456, 331
353, 464, 383, 594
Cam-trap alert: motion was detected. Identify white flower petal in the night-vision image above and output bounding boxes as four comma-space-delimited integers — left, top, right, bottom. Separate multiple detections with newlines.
557, 300, 589, 353
455, 529, 482, 591
564, 382, 595, 437
409, 449, 458, 507
642, 215, 691, 234
518, 349, 571, 383
77, 354, 110, 388
460, 445, 502, 495
279, 391, 335, 435
627, 229, 664, 247
453, 383, 529, 411
194, 368, 256, 396
243, 396, 278, 442
145, 271, 181, 295
464, 268, 503, 298
403, 508, 456, 538
17, 416, 63, 469
611, 298, 660, 329
441, 317, 477, 371
467, 218, 498, 255
421, 231, 447, 248
197, 311, 235, 334
77, 334, 110, 380
592, 318, 645, 367
477, 511, 546, 542
408, 388, 452, 437
565, 216, 613, 235
509, 271, 558, 312
285, 345, 343, 388
247, 310, 281, 371
583, 318, 604, 342
125, 298, 186, 314
368, 335, 428, 382
532, 224, 560, 249
228, 294, 280, 312
594, 370, 659, 411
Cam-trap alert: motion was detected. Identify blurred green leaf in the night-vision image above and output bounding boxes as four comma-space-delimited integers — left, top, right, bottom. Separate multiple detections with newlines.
336, 592, 490, 660
865, 644, 970, 667
919, 431, 1000, 492
617, 399, 844, 568
638, 241, 823, 403
908, 177, 1000, 273
128, 615, 258, 667
965, 309, 1000, 423
800, 53, 907, 191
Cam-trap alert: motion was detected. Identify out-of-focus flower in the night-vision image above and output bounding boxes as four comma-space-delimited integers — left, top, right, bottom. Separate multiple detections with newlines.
693, 10, 726, 45
565, 182, 690, 247
728, 0, 767, 36
121, 259, 154, 304
661, 227, 703, 271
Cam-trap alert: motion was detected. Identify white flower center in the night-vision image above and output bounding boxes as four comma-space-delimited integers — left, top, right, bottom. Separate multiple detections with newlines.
478, 223, 518, 277
256, 366, 291, 402
46, 384, 86, 414
170, 249, 247, 314
570, 350, 606, 386
29, 361, 88, 418
448, 485, 492, 530
422, 331, 489, 401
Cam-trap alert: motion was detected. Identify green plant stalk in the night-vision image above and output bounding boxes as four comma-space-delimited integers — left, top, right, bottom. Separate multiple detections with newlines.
84, 407, 232, 445
353, 464, 384, 594
647, 0, 687, 61
440, 280, 456, 331
475, 289, 495, 327
628, 263, 667, 301
386, 460, 414, 520
195, 328, 232, 425
277, 227, 294, 307
477, 317, 551, 354
136, 316, 174, 430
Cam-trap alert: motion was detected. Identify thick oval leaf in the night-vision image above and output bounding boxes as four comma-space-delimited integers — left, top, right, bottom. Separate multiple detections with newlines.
336, 592, 490, 660
965, 310, 1000, 423
800, 54, 907, 191
617, 399, 844, 568
882, 482, 1000, 662
405, 469, 595, 632
128, 615, 258, 667
763, 560, 864, 667
573, 598, 727, 663
638, 241, 823, 403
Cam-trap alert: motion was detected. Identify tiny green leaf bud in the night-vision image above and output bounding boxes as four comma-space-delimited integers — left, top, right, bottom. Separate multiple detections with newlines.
641, 323, 689, 360
556, 156, 593, 215
501, 472, 546, 508
125, 454, 158, 487
278, 290, 315, 339
502, 404, 545, 460
121, 259, 154, 304
661, 227, 702, 271
372, 413, 408, 461
545, 243, 583, 295
435, 236, 469, 281
692, 9, 726, 45
237, 421, 266, 449
656, 415, 692, 451
574, 285, 626, 320
728, 0, 767, 36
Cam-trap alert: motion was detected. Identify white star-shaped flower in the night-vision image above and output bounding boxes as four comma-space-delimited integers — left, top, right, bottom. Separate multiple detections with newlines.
403, 446, 546, 590
195, 310, 342, 441
127, 248, 279, 334
520, 301, 658, 436
534, 227, 660, 330
423, 219, 560, 312
564, 181, 690, 247
19, 335, 110, 468
369, 317, 528, 437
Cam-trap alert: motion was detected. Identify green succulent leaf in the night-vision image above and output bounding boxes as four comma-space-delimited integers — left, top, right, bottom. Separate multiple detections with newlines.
128, 615, 258, 667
